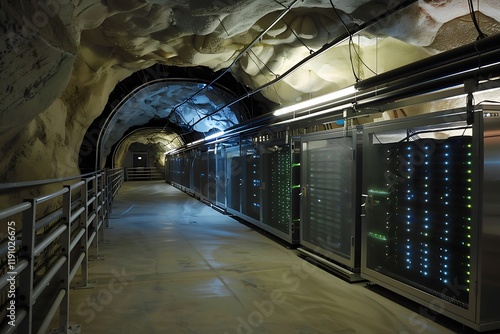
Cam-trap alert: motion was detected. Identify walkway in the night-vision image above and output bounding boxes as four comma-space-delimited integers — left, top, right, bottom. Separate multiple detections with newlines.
53, 181, 458, 334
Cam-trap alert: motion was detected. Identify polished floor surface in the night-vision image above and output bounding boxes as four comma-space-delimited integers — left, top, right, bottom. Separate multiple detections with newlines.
52, 181, 466, 334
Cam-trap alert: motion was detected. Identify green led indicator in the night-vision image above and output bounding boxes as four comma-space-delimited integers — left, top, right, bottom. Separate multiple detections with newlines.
368, 189, 390, 195
368, 232, 387, 241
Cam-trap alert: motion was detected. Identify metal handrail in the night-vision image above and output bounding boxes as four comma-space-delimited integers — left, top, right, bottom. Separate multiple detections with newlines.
0, 202, 31, 220
126, 166, 164, 181
33, 225, 67, 257
0, 168, 124, 334
32, 257, 67, 302
36, 289, 66, 334
36, 188, 68, 204
0, 260, 28, 291
0, 171, 100, 190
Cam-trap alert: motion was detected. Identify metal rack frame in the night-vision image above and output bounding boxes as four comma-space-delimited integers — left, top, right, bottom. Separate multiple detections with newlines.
360, 106, 500, 331
298, 127, 363, 281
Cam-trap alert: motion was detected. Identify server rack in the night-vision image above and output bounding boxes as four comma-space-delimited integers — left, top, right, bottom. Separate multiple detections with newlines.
240, 136, 261, 223
191, 150, 202, 196
224, 135, 261, 225
361, 106, 500, 331
225, 143, 241, 215
166, 156, 173, 183
298, 127, 363, 281
215, 142, 227, 208
167, 151, 193, 194
259, 137, 301, 244
180, 152, 191, 190
207, 145, 217, 204
199, 150, 209, 200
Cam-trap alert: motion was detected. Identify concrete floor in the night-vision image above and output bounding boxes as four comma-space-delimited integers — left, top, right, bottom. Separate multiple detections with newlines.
52, 181, 464, 334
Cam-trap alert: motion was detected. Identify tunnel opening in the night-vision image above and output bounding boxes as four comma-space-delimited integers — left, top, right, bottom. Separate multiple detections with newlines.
79, 64, 275, 172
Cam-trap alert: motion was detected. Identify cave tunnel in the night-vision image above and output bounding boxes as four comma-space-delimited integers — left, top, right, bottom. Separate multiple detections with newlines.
1, 0, 500, 333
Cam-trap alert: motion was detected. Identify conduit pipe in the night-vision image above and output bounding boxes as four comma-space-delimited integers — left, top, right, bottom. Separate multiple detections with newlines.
196, 34, 500, 145
186, 0, 418, 132
356, 33, 500, 91
172, 0, 301, 113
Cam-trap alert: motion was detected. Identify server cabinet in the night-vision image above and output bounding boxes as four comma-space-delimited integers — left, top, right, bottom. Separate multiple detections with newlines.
180, 152, 190, 188
260, 138, 301, 244
199, 150, 209, 200
215, 143, 227, 208
191, 151, 202, 195
226, 144, 241, 214
361, 106, 500, 331
299, 128, 362, 280
207, 146, 217, 204
170, 154, 183, 186
164, 155, 170, 183
240, 136, 261, 223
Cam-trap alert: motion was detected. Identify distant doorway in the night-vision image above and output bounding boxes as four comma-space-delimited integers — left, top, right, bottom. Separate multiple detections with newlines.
133, 153, 148, 167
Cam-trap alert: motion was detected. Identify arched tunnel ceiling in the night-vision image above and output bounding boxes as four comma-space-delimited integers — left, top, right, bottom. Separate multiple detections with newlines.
0, 0, 500, 183
99, 79, 244, 166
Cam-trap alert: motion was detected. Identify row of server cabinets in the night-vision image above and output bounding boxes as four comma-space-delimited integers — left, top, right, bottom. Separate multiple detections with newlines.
166, 134, 302, 244
165, 106, 500, 332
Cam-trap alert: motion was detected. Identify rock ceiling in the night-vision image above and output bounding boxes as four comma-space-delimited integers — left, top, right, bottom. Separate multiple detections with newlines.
1, 0, 500, 182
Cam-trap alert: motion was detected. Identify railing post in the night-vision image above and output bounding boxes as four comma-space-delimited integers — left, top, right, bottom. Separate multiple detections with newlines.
97, 172, 107, 243
18, 198, 36, 334
55, 186, 71, 332
105, 169, 112, 227
70, 182, 89, 288
90, 174, 101, 260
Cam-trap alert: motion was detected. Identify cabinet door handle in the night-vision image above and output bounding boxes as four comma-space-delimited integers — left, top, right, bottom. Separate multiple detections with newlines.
361, 194, 373, 217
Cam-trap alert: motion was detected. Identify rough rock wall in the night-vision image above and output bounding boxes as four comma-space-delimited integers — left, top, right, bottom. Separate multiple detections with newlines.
1, 0, 499, 188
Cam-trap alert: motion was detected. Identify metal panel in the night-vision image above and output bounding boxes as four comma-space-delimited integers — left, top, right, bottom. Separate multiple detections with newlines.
226, 146, 241, 214
478, 107, 500, 327
258, 137, 301, 244
261, 142, 292, 234
199, 151, 209, 200
241, 138, 261, 221
215, 144, 227, 208
208, 147, 217, 204
191, 152, 201, 194
300, 127, 362, 272
360, 107, 500, 331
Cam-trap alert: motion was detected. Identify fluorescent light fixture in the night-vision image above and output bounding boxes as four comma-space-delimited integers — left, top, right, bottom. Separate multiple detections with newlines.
165, 149, 178, 155
204, 131, 224, 141
274, 85, 357, 116
273, 103, 352, 125
187, 139, 204, 147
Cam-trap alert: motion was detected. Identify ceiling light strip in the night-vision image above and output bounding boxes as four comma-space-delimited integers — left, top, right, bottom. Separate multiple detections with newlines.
274, 85, 357, 116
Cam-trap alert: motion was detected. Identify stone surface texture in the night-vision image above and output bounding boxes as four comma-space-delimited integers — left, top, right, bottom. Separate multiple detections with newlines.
1, 0, 500, 185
